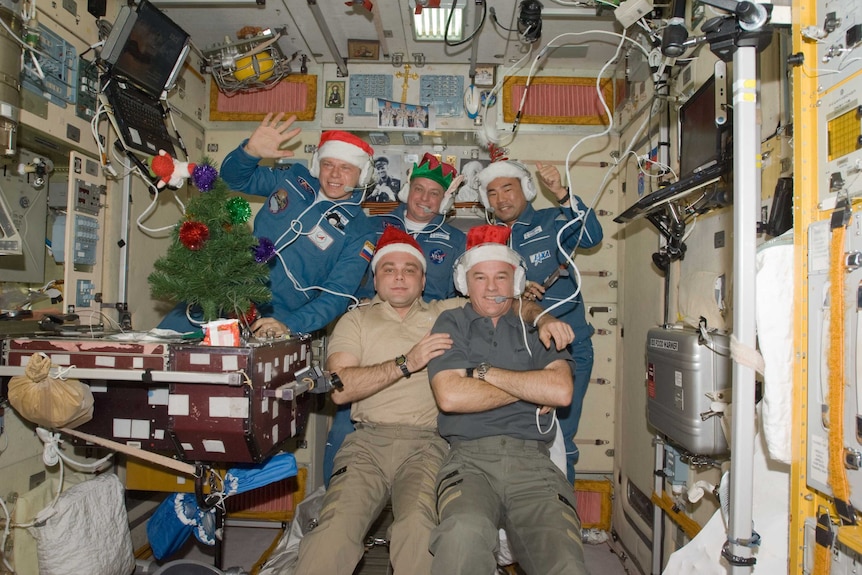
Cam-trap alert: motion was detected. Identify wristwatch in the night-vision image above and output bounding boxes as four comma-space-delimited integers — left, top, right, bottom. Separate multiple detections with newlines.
395, 355, 411, 378
476, 362, 491, 380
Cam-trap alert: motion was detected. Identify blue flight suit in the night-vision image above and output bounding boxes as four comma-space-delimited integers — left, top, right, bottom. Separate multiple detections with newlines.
158, 142, 376, 334
505, 199, 603, 483
325, 204, 466, 486
356, 205, 466, 302
221, 143, 377, 333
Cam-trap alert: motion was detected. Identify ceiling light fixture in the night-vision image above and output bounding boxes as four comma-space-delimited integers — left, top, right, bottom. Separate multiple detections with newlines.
202, 28, 293, 94
413, 1, 463, 41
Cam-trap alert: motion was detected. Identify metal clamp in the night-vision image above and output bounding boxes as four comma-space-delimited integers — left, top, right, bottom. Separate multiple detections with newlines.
264, 365, 344, 400
720, 529, 761, 566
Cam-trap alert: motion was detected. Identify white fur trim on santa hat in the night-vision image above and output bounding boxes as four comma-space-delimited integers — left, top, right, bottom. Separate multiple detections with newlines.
453, 243, 526, 296
476, 161, 537, 209
310, 138, 375, 186
460, 243, 521, 272
371, 243, 427, 273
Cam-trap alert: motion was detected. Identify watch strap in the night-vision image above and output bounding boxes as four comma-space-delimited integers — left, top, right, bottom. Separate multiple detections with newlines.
396, 355, 411, 378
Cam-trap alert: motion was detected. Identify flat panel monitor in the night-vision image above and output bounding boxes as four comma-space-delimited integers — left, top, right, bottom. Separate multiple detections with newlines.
101, 0, 190, 96
679, 74, 729, 176
614, 73, 731, 224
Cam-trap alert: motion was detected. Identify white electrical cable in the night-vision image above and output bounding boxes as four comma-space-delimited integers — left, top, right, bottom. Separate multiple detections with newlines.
27, 51, 45, 80
0, 494, 14, 573
531, 30, 633, 324
268, 186, 372, 305
536, 406, 557, 435
479, 52, 533, 148
37, 428, 114, 472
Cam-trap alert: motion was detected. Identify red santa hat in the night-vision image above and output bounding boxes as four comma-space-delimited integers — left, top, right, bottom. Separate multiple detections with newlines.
454, 225, 525, 296
371, 226, 426, 273
310, 131, 376, 186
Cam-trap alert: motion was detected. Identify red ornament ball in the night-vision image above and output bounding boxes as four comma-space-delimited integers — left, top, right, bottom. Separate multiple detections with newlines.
179, 221, 210, 251
229, 302, 258, 324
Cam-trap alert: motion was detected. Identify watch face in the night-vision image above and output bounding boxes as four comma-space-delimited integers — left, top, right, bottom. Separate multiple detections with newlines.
396, 355, 406, 366
477, 362, 490, 379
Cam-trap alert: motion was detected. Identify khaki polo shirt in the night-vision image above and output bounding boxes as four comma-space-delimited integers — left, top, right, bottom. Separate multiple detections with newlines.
328, 296, 464, 429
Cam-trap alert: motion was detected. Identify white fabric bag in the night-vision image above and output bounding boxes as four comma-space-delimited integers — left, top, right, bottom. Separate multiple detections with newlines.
27, 473, 134, 575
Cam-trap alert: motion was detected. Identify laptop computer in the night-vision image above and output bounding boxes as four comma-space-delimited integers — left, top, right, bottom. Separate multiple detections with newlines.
614, 160, 729, 224
99, 0, 190, 158
615, 74, 731, 224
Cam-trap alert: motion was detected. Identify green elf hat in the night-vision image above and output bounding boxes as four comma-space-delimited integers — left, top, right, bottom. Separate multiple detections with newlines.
397, 153, 463, 213
410, 153, 457, 189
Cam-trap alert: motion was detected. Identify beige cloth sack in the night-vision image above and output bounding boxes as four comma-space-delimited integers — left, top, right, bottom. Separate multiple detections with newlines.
7, 353, 94, 428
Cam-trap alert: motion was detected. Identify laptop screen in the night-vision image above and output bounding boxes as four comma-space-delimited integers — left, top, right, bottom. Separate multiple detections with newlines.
679, 75, 729, 176
103, 0, 190, 96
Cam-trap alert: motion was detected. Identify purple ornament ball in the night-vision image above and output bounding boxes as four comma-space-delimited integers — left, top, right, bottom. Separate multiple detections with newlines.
193, 163, 219, 192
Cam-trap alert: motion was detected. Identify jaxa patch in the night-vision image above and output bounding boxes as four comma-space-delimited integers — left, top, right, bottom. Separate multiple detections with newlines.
530, 250, 552, 266
268, 189, 289, 213
309, 225, 334, 251
429, 248, 446, 265
360, 240, 375, 262
296, 176, 315, 195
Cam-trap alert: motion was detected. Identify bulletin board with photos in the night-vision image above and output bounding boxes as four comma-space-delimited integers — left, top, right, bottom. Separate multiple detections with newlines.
362, 152, 487, 213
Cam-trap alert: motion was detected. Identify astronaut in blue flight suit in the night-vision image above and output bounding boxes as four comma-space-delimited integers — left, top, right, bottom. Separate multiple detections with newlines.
477, 159, 603, 484
357, 153, 466, 302
158, 113, 377, 337
323, 153, 466, 485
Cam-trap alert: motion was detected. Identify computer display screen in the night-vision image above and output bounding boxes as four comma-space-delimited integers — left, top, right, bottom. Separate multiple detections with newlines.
679, 75, 729, 176
103, 0, 190, 95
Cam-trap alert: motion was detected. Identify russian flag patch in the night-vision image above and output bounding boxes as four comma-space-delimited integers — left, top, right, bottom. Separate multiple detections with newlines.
360, 240, 375, 262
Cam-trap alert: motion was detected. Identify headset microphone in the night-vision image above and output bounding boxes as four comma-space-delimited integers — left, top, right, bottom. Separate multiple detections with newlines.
343, 181, 376, 194
489, 296, 517, 303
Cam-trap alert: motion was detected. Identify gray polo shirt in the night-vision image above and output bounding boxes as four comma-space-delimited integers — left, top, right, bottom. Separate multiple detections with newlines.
428, 304, 573, 442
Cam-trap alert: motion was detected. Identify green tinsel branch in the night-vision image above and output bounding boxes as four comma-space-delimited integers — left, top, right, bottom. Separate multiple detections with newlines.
148, 172, 271, 322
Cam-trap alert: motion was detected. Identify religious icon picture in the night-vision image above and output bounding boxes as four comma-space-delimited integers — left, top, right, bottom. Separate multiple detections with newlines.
325, 81, 345, 108
347, 39, 380, 60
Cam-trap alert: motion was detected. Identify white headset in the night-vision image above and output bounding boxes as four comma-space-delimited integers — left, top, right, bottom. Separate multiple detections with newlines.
398, 170, 463, 214
477, 160, 538, 209
453, 247, 527, 298
309, 152, 375, 187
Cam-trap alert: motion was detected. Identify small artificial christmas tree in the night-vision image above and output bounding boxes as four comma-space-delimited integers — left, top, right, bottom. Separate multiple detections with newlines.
148, 162, 273, 323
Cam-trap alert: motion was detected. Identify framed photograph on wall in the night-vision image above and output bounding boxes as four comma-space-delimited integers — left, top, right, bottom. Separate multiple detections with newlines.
473, 65, 496, 88
325, 81, 345, 108
458, 158, 491, 204
376, 98, 432, 130
366, 154, 405, 203
347, 39, 380, 60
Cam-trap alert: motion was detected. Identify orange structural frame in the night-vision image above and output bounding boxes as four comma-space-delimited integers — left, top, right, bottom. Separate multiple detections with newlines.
502, 75, 618, 126
209, 75, 318, 122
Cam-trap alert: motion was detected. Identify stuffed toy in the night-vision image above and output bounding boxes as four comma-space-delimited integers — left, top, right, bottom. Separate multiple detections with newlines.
150, 150, 196, 189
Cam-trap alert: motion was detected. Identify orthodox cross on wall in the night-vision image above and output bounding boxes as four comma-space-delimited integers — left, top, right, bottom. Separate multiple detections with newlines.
395, 64, 419, 103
